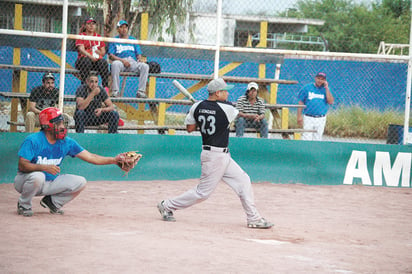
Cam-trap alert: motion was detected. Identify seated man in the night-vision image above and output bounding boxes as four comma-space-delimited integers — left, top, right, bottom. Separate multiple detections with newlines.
74, 72, 119, 133
235, 82, 268, 138
108, 20, 149, 98
75, 17, 110, 93
25, 72, 70, 132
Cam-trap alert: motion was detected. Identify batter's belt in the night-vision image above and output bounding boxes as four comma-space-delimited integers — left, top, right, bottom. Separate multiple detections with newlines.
202, 145, 229, 153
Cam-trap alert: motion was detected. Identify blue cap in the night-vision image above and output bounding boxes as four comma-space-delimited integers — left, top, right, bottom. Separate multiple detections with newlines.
117, 20, 128, 28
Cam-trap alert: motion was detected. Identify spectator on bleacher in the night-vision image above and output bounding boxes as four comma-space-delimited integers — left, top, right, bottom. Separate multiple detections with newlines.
74, 72, 119, 133
297, 72, 334, 141
235, 82, 268, 138
108, 20, 149, 98
75, 17, 110, 93
25, 72, 70, 132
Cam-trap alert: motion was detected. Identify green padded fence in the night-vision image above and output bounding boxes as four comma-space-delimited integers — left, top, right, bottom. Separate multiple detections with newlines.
0, 132, 411, 187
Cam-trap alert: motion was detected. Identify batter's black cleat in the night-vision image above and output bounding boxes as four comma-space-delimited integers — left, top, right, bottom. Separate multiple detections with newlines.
247, 218, 274, 229
17, 202, 33, 217
157, 200, 176, 222
40, 195, 64, 215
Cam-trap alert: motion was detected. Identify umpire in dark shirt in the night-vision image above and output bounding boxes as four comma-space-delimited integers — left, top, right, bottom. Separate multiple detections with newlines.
74, 72, 119, 133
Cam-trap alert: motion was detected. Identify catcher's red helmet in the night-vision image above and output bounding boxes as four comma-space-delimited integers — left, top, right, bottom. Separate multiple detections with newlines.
39, 107, 67, 139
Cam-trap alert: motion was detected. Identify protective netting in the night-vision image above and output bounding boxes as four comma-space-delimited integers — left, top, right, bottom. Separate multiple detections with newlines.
0, 0, 410, 144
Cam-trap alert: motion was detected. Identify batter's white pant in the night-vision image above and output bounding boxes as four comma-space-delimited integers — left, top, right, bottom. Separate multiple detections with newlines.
111, 57, 149, 94
302, 115, 327, 141
14, 171, 86, 210
163, 149, 263, 223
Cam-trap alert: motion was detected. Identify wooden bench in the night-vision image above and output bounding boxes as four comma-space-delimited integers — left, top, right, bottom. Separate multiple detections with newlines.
0, 91, 312, 138
0, 63, 301, 137
0, 63, 297, 94
6, 120, 314, 138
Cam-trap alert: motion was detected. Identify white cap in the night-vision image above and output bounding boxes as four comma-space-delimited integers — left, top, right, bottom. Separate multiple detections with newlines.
247, 82, 258, 91
207, 78, 234, 94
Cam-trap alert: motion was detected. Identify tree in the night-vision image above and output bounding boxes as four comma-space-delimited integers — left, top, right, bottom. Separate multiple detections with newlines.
86, 0, 193, 39
288, 0, 410, 53
382, 0, 410, 18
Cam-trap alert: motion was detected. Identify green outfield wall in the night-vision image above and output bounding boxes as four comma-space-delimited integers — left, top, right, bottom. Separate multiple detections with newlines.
0, 132, 411, 187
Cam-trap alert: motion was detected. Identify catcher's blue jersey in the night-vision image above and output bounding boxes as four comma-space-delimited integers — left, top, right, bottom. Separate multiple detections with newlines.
18, 131, 84, 181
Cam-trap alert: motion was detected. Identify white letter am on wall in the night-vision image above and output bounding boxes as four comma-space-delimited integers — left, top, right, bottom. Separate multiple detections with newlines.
343, 151, 372, 185
343, 150, 411, 187
374, 152, 411, 187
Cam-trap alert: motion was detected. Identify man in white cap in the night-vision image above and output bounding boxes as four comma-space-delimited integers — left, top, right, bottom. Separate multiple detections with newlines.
157, 78, 274, 229
108, 20, 149, 98
235, 82, 268, 138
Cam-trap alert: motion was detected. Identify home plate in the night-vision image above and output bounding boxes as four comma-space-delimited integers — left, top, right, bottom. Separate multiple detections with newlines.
246, 238, 287, 246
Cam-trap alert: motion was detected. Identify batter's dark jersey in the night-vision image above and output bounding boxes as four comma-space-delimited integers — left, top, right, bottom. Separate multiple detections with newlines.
185, 100, 239, 148
29, 86, 59, 111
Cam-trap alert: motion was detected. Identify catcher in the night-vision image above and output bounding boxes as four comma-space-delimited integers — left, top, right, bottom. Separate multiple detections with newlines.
14, 107, 142, 217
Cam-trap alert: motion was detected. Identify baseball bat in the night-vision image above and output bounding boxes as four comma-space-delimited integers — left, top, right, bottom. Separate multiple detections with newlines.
172, 80, 196, 103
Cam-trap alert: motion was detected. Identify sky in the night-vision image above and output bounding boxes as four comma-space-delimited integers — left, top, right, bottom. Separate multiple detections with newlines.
193, 0, 375, 15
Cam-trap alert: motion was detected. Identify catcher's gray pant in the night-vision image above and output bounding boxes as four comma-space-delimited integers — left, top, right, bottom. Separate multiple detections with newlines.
111, 57, 149, 94
14, 171, 86, 210
163, 149, 263, 223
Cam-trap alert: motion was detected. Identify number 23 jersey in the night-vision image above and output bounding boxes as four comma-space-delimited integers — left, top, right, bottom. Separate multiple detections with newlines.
185, 100, 239, 147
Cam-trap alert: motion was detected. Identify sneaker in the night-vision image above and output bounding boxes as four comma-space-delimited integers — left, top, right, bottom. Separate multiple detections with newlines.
17, 202, 33, 217
136, 91, 147, 98
111, 90, 119, 97
157, 200, 176, 222
40, 195, 64, 215
247, 218, 274, 229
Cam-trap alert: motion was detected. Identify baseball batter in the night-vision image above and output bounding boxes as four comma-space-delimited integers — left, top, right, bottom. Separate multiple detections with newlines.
158, 78, 273, 229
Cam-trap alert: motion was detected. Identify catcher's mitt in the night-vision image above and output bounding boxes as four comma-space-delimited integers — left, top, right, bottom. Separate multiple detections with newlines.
115, 151, 142, 175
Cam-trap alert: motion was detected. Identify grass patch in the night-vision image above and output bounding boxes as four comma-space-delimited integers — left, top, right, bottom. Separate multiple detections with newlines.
325, 106, 407, 139
284, 106, 409, 139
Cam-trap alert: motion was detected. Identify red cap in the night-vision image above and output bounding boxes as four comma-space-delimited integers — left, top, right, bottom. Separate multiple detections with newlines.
85, 17, 96, 24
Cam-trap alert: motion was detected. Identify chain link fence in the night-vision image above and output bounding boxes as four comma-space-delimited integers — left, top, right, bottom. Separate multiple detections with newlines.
0, 0, 410, 144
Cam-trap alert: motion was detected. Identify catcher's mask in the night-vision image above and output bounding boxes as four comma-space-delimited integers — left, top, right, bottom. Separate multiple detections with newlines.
39, 107, 67, 140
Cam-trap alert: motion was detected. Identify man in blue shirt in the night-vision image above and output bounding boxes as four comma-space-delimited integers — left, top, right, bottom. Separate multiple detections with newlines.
15, 107, 124, 217
108, 20, 149, 98
297, 72, 334, 141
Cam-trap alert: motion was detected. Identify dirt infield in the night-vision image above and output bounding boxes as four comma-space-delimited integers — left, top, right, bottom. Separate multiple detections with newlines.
0, 180, 411, 273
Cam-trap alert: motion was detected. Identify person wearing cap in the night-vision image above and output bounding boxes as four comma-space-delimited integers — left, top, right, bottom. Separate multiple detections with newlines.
157, 78, 274, 229
234, 82, 268, 138
25, 72, 70, 132
75, 17, 110, 93
108, 20, 149, 98
297, 72, 334, 141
